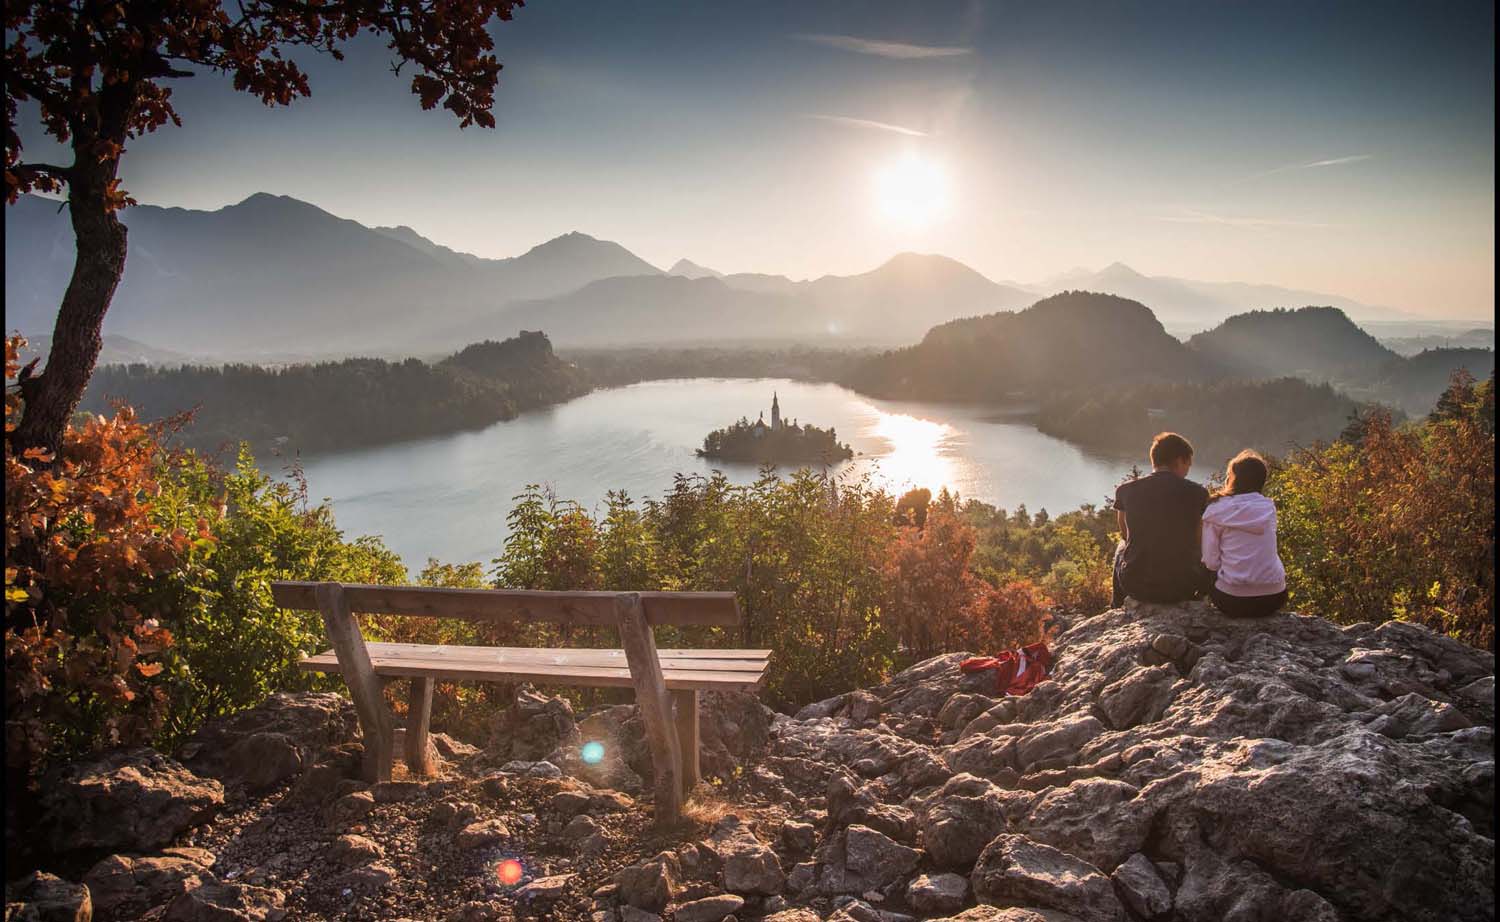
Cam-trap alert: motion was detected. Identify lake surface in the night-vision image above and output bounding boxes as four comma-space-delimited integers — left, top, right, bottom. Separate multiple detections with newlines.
296, 378, 1135, 569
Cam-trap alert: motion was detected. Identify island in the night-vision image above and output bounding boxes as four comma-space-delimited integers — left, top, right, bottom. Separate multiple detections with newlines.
697, 392, 854, 464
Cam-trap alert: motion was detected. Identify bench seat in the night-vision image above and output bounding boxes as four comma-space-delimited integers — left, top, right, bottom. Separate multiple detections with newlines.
301, 642, 771, 692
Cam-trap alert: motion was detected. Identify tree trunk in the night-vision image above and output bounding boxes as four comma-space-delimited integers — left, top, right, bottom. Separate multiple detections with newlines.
13, 158, 128, 458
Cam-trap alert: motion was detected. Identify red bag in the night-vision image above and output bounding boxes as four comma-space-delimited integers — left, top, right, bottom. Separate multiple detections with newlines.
961, 641, 1054, 696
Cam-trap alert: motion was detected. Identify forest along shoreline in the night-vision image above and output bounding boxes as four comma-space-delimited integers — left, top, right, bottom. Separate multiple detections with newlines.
76, 297, 1494, 464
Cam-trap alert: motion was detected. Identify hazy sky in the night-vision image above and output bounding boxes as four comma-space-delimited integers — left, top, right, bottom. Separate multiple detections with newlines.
18, 0, 1497, 318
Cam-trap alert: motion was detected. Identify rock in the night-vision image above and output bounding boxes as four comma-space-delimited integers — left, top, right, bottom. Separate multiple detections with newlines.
763, 910, 820, 922
1456, 676, 1494, 701
1014, 714, 1104, 772
618, 908, 661, 922
796, 695, 846, 721
710, 816, 786, 895
444, 900, 507, 922
971, 835, 1123, 922
333, 862, 397, 894
673, 894, 745, 922
845, 690, 885, 723
328, 834, 385, 867
177, 692, 356, 787
3, 872, 92, 922
919, 774, 1026, 869
490, 685, 579, 761
907, 873, 969, 913
564, 813, 602, 840
843, 825, 922, 890
326, 790, 376, 829
516, 874, 574, 902
1109, 853, 1170, 919
456, 819, 510, 849
614, 853, 680, 911
162, 880, 286, 922
550, 790, 592, 816
83, 854, 206, 916
496, 760, 563, 779
162, 847, 217, 868
1018, 778, 1152, 871
371, 780, 426, 803
931, 909, 1083, 922
431, 733, 481, 761
1096, 666, 1178, 731
781, 820, 817, 853
40, 749, 224, 855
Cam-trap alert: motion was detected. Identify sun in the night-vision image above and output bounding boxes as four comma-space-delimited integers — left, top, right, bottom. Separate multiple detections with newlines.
873, 152, 950, 230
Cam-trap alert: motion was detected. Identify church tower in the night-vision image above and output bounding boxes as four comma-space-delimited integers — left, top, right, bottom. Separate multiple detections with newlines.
771, 392, 781, 430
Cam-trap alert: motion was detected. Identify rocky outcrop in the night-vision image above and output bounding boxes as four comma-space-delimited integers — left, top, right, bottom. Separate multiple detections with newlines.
760, 600, 1494, 922
10, 600, 1492, 921
39, 749, 224, 856
4, 872, 93, 922
177, 692, 358, 791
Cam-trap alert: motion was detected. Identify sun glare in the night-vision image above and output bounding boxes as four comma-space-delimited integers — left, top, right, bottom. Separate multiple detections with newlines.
873, 152, 950, 230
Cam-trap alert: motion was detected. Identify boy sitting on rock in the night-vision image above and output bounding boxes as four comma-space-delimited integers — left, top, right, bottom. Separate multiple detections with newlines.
1112, 432, 1210, 607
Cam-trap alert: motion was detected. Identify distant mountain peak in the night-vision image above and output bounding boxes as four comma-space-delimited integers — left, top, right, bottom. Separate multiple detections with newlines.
1098, 261, 1148, 279
670, 258, 724, 279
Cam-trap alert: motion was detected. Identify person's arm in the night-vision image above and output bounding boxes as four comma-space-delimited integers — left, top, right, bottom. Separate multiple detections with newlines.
1201, 518, 1221, 570
1116, 508, 1128, 541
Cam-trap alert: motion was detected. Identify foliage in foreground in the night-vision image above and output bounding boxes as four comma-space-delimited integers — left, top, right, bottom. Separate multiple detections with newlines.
1273, 370, 1495, 650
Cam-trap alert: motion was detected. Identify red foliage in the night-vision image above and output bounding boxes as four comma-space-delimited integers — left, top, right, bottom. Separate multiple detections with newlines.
5, 336, 193, 769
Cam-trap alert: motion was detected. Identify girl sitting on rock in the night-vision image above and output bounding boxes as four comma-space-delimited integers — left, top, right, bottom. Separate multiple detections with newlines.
1200, 450, 1288, 617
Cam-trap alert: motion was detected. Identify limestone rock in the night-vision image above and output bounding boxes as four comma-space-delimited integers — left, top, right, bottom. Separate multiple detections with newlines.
162, 880, 286, 922
328, 834, 384, 867
178, 692, 356, 787
515, 874, 574, 902
1108, 853, 1170, 919
672, 894, 745, 922
843, 824, 922, 890
41, 749, 224, 855
455, 819, 510, 850
4, 872, 93, 922
83, 854, 206, 916
490, 685, 579, 762
971, 835, 1122, 922
710, 816, 785, 895
614, 853, 680, 911
907, 872, 969, 913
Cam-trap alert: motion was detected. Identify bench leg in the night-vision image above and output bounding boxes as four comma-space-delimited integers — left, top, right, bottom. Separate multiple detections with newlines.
672, 689, 700, 796
615, 593, 683, 826
315, 582, 394, 783
405, 676, 437, 776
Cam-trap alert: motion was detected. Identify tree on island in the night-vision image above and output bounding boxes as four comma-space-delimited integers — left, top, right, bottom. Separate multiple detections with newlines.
698, 394, 853, 464
5, 0, 525, 457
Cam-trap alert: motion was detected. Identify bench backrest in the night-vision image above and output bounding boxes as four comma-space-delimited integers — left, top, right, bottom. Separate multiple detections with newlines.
269, 580, 741, 628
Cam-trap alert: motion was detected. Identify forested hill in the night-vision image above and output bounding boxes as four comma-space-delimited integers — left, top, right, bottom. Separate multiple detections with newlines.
842, 290, 1220, 401
1186, 306, 1398, 380
80, 331, 589, 456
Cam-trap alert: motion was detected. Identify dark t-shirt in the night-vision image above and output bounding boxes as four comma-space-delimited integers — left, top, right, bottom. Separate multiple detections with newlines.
1115, 471, 1209, 602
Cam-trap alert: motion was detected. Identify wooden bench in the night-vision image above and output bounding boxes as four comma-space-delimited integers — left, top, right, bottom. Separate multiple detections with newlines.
270, 581, 769, 825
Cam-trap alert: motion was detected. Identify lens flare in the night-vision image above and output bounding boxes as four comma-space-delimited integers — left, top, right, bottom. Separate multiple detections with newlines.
496, 858, 524, 886
580, 740, 606, 765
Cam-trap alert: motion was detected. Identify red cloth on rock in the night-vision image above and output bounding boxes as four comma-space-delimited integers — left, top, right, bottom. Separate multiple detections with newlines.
960, 641, 1053, 696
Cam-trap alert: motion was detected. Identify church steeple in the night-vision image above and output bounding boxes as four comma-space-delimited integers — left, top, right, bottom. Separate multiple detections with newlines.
771, 392, 781, 430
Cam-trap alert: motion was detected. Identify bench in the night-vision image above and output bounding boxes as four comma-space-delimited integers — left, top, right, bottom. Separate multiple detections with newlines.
270, 581, 769, 825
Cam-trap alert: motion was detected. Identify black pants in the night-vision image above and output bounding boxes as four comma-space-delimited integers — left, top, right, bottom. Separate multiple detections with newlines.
1208, 585, 1288, 618
1112, 546, 1210, 607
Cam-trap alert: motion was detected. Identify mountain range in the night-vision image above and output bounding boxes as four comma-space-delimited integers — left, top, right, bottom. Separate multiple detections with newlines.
6, 192, 1437, 358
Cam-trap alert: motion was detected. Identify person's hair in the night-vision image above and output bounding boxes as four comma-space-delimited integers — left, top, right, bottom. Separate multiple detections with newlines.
1149, 432, 1194, 468
1217, 449, 1269, 497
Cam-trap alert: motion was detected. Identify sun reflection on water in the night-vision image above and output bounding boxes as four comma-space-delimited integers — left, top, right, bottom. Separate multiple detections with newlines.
864, 407, 958, 495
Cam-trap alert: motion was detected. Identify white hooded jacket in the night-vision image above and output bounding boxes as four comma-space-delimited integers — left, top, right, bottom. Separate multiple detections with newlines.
1201, 492, 1286, 597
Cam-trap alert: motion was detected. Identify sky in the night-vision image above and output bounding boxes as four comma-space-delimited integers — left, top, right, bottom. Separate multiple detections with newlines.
16, 0, 1497, 319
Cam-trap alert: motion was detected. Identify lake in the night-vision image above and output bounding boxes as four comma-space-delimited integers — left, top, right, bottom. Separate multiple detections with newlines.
296, 378, 1136, 569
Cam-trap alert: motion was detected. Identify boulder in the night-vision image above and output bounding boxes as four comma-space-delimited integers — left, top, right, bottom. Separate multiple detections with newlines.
489, 685, 579, 762
3, 872, 92, 922
328, 834, 384, 867
83, 854, 206, 916
40, 749, 224, 855
843, 824, 922, 890
710, 816, 785, 895
907, 872, 969, 913
161, 880, 286, 922
971, 835, 1123, 922
1108, 853, 1170, 919
515, 874, 574, 903
614, 853, 680, 911
178, 692, 357, 787
455, 819, 510, 850
919, 774, 1028, 869
672, 894, 745, 922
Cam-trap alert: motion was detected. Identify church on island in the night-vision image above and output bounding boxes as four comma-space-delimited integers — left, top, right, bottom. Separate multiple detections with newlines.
697, 393, 854, 464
